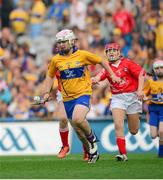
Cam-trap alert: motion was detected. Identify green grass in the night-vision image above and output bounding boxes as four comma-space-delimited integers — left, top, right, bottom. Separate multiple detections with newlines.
0, 153, 163, 179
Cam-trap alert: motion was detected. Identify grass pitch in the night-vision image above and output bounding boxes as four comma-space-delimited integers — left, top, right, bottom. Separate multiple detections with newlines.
0, 153, 163, 179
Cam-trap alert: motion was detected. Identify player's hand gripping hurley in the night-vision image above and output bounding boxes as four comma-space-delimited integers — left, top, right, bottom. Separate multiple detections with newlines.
31, 95, 52, 105
31, 84, 54, 105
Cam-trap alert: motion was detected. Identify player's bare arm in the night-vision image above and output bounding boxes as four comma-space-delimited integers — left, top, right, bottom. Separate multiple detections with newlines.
91, 74, 101, 85
43, 74, 54, 100
137, 70, 146, 100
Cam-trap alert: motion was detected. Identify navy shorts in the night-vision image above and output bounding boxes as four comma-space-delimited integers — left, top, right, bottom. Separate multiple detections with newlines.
64, 95, 90, 120
148, 104, 163, 127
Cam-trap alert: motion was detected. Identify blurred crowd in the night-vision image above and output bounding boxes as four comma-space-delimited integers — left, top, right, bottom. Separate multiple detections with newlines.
0, 0, 163, 121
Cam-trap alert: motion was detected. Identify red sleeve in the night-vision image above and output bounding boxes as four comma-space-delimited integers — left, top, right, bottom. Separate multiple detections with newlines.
127, 60, 145, 78
99, 69, 108, 81
55, 70, 60, 80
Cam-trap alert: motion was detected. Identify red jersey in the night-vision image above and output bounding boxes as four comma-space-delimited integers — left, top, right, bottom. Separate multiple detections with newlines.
55, 70, 61, 91
99, 58, 144, 94
113, 10, 135, 35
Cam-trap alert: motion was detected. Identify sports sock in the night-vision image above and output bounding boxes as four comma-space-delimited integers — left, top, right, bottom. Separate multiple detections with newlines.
59, 128, 69, 147
83, 144, 88, 153
158, 140, 163, 157
86, 130, 96, 143
116, 137, 127, 155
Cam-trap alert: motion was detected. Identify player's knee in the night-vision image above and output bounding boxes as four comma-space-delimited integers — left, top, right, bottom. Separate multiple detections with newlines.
150, 133, 158, 139
72, 117, 83, 125
130, 128, 138, 135
150, 135, 157, 139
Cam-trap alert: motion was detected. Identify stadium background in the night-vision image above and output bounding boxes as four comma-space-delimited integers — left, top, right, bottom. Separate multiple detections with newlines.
0, 0, 163, 156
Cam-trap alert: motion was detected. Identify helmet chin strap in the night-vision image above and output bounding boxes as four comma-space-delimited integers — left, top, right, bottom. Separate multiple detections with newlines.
59, 45, 78, 55
107, 52, 121, 62
62, 40, 73, 54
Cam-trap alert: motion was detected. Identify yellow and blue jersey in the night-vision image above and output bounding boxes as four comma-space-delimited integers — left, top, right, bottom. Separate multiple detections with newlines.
143, 78, 163, 104
9, 9, 29, 34
48, 50, 102, 102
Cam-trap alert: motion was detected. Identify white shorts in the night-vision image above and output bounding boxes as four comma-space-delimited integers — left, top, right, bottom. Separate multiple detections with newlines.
56, 90, 63, 102
110, 92, 142, 114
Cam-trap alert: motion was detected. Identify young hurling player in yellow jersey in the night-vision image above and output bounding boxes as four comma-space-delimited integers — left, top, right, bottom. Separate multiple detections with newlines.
43, 29, 121, 163
143, 60, 163, 157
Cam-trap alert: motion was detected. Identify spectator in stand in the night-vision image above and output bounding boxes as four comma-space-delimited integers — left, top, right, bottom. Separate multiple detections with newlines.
85, 1, 95, 26
47, 0, 69, 24
113, 0, 135, 46
159, 0, 163, 17
0, 79, 12, 104
0, 47, 4, 57
29, 104, 48, 119
8, 91, 30, 120
0, 100, 12, 118
100, 12, 115, 42
156, 49, 163, 60
30, 0, 46, 38
155, 16, 163, 50
9, 0, 29, 37
0, 28, 15, 52
111, 28, 122, 43
147, 9, 158, 31
90, 28, 107, 48
1, 0, 14, 28
13, 44, 29, 71
69, 0, 87, 30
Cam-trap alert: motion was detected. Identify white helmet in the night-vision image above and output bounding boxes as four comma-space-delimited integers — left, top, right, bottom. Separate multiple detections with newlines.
55, 29, 76, 43
153, 60, 163, 70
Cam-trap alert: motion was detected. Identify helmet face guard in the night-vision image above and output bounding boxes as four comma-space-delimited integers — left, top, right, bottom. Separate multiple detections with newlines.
105, 43, 121, 62
153, 60, 163, 78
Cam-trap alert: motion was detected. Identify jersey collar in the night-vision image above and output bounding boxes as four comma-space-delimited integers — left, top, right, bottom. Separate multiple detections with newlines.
110, 60, 121, 68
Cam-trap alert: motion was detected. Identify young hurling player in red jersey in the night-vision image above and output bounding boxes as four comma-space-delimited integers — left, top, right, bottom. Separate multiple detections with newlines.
92, 43, 145, 161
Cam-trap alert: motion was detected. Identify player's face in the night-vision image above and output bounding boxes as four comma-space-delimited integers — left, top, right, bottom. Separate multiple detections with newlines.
57, 40, 71, 54
154, 66, 163, 78
106, 48, 120, 62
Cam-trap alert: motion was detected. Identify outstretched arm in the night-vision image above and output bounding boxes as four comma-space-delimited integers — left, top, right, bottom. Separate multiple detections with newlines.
91, 73, 102, 85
